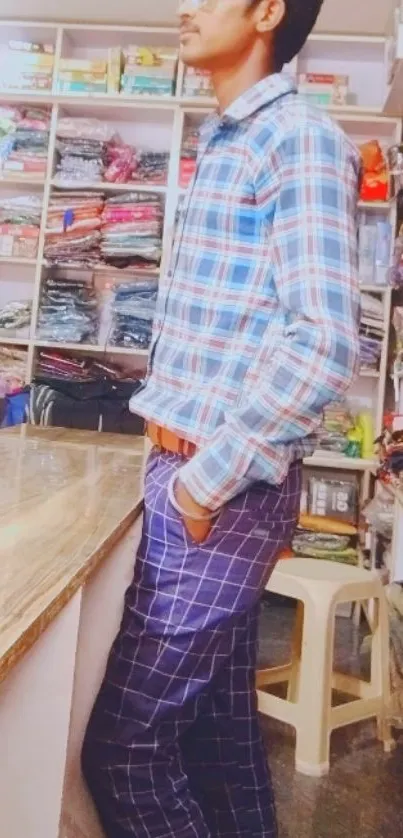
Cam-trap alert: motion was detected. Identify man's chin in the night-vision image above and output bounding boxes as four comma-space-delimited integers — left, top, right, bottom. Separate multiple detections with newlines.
180, 48, 210, 71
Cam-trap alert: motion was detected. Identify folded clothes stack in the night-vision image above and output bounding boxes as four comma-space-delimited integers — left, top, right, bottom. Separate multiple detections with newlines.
44, 191, 103, 265
0, 300, 31, 337
180, 125, 198, 188
32, 349, 145, 435
0, 346, 27, 396
0, 105, 50, 178
36, 275, 99, 345
100, 192, 163, 270
292, 530, 358, 566
0, 41, 54, 92
109, 279, 157, 349
182, 67, 214, 98
133, 151, 169, 185
0, 193, 42, 258
317, 401, 354, 454
54, 118, 112, 185
121, 46, 177, 97
57, 59, 107, 94
360, 292, 385, 371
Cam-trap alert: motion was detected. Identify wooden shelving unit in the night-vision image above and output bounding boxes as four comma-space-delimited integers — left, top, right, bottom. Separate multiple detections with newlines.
0, 18, 401, 477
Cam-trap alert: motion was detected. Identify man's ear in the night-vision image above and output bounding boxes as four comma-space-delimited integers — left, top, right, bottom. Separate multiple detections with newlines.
253, 0, 286, 34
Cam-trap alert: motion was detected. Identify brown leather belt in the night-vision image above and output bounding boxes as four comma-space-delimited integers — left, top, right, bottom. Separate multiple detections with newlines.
147, 421, 197, 459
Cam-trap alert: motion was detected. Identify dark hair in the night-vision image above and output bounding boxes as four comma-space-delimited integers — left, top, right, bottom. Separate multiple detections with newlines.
273, 0, 325, 69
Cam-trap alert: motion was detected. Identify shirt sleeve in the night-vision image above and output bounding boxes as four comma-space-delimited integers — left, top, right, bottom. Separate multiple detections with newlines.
178, 121, 361, 511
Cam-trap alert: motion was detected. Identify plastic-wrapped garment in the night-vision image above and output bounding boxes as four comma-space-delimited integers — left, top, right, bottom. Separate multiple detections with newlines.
45, 191, 104, 264
37, 276, 99, 345
0, 300, 31, 332
35, 348, 143, 383
132, 151, 169, 185
101, 193, 163, 269
292, 529, 358, 565
56, 118, 112, 143
55, 135, 107, 185
109, 281, 157, 349
0, 194, 42, 226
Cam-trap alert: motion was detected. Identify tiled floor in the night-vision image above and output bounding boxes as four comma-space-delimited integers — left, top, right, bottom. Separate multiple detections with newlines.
258, 599, 403, 838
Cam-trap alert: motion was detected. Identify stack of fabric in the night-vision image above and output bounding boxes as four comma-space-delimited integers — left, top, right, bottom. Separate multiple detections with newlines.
0, 41, 54, 92
44, 191, 103, 266
182, 67, 214, 98
133, 151, 169, 185
36, 275, 99, 345
360, 291, 385, 371
0, 300, 31, 338
0, 194, 42, 258
31, 349, 145, 435
180, 125, 198, 188
317, 402, 354, 454
57, 59, 107, 94
109, 279, 157, 349
120, 46, 177, 97
103, 141, 169, 186
54, 118, 111, 185
0, 105, 50, 179
292, 514, 358, 567
100, 192, 163, 270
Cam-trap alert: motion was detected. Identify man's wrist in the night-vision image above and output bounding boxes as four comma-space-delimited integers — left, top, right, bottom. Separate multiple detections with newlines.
168, 475, 218, 522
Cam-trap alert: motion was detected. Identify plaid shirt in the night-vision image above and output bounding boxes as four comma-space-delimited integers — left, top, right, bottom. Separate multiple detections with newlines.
131, 73, 360, 511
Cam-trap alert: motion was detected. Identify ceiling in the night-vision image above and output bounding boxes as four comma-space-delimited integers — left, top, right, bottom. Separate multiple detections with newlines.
0, 0, 398, 34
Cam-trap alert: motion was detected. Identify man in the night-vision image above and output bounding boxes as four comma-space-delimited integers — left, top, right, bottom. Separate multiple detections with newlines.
82, 1, 360, 836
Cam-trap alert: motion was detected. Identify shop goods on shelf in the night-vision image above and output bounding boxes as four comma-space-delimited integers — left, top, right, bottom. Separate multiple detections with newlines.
0, 193, 42, 258
297, 73, 349, 107
107, 278, 157, 350
359, 292, 385, 371
0, 300, 31, 338
316, 402, 375, 461
120, 46, 178, 97
31, 348, 145, 434
44, 190, 103, 265
53, 117, 170, 188
0, 41, 54, 92
182, 66, 214, 99
358, 217, 392, 286
180, 125, 198, 189
100, 192, 163, 270
57, 58, 107, 95
36, 275, 99, 345
0, 105, 50, 178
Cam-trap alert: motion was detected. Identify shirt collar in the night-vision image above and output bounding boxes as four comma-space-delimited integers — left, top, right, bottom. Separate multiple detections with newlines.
198, 72, 296, 146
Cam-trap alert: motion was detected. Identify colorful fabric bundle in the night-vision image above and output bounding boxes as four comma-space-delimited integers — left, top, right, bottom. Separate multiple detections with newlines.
35, 349, 142, 382
100, 192, 163, 270
109, 279, 157, 349
0, 105, 50, 177
317, 401, 354, 454
180, 125, 198, 188
54, 118, 111, 185
44, 191, 103, 265
0, 193, 42, 258
121, 46, 177, 97
292, 528, 358, 566
0, 300, 31, 336
37, 275, 99, 344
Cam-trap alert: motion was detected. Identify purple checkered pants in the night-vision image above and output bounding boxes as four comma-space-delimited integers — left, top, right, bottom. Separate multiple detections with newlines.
82, 450, 301, 838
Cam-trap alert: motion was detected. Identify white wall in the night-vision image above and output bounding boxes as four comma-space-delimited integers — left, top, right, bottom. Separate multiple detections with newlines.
0, 0, 397, 34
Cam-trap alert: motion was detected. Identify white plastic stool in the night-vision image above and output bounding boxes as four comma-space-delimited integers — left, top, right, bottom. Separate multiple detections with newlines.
257, 558, 395, 777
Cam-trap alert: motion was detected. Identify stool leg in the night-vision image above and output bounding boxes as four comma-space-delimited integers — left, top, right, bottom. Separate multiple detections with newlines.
371, 595, 396, 753
287, 601, 304, 703
294, 598, 335, 777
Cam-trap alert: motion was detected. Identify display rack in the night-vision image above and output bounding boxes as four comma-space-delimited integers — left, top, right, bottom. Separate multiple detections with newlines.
0, 19, 401, 478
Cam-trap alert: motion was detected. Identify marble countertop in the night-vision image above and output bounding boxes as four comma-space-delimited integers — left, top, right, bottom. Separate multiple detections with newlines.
0, 426, 145, 683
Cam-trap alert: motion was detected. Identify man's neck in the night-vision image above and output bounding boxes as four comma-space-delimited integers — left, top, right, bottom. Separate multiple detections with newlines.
211, 54, 274, 113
